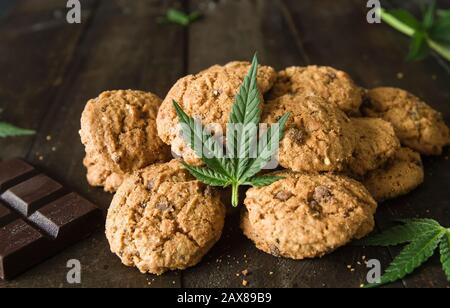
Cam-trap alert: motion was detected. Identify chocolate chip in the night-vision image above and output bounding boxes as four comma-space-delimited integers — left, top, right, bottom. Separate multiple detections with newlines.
274, 190, 293, 201
288, 128, 306, 144
313, 186, 332, 202
308, 200, 322, 218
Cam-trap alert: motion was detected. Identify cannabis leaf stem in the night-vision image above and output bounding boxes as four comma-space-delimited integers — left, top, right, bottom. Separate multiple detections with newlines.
378, 4, 450, 62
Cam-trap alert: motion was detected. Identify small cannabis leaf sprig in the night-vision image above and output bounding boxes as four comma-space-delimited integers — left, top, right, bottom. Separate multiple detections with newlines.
379, 1, 450, 61
173, 55, 290, 207
163, 9, 201, 27
360, 219, 450, 288
0, 122, 35, 138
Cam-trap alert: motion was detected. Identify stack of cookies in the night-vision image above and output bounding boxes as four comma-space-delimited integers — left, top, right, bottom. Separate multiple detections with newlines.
79, 62, 450, 275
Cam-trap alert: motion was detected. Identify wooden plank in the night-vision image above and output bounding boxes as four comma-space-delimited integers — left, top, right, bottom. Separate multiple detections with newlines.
0, 0, 98, 159
0, 0, 186, 288
182, 0, 396, 288
283, 0, 450, 288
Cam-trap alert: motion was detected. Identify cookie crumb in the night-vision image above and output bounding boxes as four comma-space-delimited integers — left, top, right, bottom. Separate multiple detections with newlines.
242, 279, 248, 287
242, 269, 249, 276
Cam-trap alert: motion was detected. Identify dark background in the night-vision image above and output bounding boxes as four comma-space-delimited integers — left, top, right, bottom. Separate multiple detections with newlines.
0, 0, 449, 288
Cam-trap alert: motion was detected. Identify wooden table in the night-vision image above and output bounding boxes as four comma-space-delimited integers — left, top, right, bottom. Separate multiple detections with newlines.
0, 0, 449, 288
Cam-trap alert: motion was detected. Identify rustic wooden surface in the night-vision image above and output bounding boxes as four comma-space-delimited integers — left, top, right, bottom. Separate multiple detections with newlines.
0, 0, 449, 288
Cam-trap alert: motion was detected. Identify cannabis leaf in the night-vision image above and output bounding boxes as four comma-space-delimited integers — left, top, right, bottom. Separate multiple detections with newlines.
361, 219, 449, 288
163, 9, 201, 27
358, 219, 441, 247
174, 54, 290, 207
440, 231, 450, 280
0, 122, 35, 138
379, 1, 450, 62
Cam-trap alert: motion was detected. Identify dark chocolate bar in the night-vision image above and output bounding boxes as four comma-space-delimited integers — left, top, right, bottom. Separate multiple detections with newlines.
0, 159, 102, 280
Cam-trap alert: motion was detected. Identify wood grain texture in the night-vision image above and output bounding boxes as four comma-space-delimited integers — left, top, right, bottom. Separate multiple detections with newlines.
0, 0, 98, 159
0, 0, 449, 288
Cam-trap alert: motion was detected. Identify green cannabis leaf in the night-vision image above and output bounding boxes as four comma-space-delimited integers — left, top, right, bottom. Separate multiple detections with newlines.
173, 54, 290, 207
164, 9, 201, 27
440, 231, 450, 280
379, 1, 450, 62
0, 122, 35, 138
360, 219, 449, 288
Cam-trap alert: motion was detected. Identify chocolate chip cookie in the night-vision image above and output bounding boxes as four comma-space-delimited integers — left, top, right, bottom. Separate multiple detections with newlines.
156, 62, 276, 165
363, 147, 424, 202
106, 160, 226, 275
80, 90, 171, 174
241, 171, 377, 259
268, 66, 364, 114
262, 94, 355, 172
362, 87, 450, 155
347, 118, 400, 176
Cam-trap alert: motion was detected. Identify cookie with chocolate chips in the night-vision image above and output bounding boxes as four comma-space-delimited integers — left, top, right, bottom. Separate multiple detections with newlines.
362, 87, 450, 155
106, 160, 226, 275
363, 147, 425, 202
156, 61, 276, 165
262, 94, 355, 172
80, 90, 171, 177
241, 171, 377, 260
268, 66, 364, 114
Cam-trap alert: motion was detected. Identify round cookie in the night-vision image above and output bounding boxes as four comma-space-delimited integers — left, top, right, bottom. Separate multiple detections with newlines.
268, 66, 364, 114
241, 171, 377, 260
83, 153, 125, 193
106, 160, 226, 275
347, 117, 400, 176
363, 147, 424, 202
80, 90, 171, 173
157, 62, 276, 165
362, 87, 450, 155
263, 94, 355, 172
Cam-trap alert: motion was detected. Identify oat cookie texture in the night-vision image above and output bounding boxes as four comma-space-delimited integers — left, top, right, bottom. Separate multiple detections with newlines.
347, 117, 400, 176
241, 171, 377, 259
362, 87, 450, 155
363, 147, 425, 202
269, 66, 364, 114
263, 94, 355, 172
106, 160, 226, 275
83, 153, 125, 193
